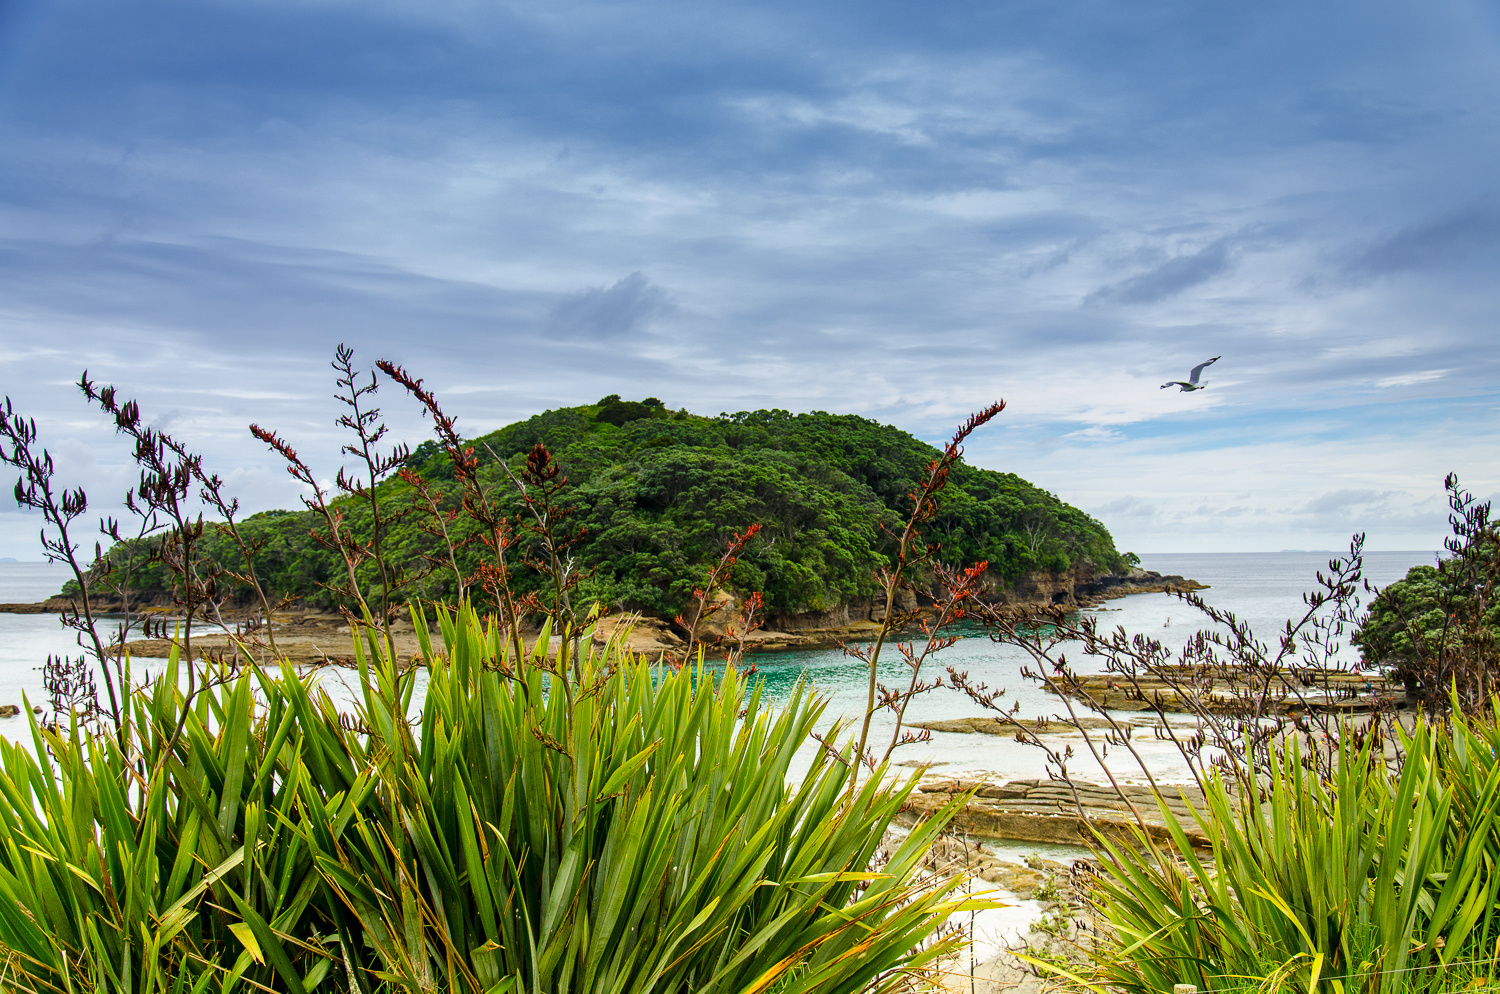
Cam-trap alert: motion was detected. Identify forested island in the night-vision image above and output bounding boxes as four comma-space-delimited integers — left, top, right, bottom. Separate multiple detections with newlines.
53, 396, 1150, 628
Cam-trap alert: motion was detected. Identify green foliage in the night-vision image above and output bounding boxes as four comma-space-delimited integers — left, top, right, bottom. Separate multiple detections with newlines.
87, 401, 1127, 620
1353, 478, 1497, 714
1073, 710, 1500, 994
1356, 564, 1500, 671
0, 611, 982, 994
313, 608, 984, 994
0, 650, 355, 994
593, 394, 668, 427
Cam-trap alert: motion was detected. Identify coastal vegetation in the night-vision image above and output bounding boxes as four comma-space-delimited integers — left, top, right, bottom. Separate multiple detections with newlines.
0, 353, 1007, 994
1353, 475, 1498, 714
0, 611, 981, 994
66, 392, 1129, 622
941, 476, 1500, 994
1083, 708, 1500, 994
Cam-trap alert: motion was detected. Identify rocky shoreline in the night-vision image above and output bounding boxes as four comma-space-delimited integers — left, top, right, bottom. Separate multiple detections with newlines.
891, 772, 1207, 993
750, 566, 1206, 634
0, 566, 1206, 664
1052, 665, 1396, 715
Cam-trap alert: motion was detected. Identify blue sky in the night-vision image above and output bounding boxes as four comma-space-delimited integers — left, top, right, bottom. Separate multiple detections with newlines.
1, 0, 1497, 558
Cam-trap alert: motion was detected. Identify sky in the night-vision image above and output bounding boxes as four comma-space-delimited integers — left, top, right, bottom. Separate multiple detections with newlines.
1, 0, 1497, 559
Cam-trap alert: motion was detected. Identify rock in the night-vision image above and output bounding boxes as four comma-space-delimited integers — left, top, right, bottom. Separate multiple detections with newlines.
910, 715, 1153, 735
1055, 666, 1396, 715
760, 564, 1207, 634
116, 633, 414, 668
591, 615, 685, 659
898, 775, 1211, 847
735, 629, 814, 651
764, 600, 879, 632
869, 588, 918, 622
976, 861, 1047, 895
0, 705, 20, 718
1074, 570, 1210, 603
680, 589, 739, 640
896, 829, 1073, 902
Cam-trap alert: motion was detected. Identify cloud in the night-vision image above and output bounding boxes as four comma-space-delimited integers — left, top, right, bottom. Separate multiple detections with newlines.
544, 273, 673, 341
1376, 370, 1447, 388
1062, 425, 1125, 444
1292, 86, 1432, 146
1, 0, 1499, 557
1346, 204, 1500, 277
1092, 495, 1157, 520
1301, 489, 1397, 516
1084, 238, 1234, 306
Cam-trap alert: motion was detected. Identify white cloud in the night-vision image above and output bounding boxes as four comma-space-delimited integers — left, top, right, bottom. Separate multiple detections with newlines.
1376, 370, 1447, 388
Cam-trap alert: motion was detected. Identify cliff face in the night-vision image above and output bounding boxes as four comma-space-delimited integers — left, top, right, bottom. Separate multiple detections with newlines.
983, 563, 1097, 608
755, 564, 1206, 636
763, 594, 905, 634
983, 563, 1206, 609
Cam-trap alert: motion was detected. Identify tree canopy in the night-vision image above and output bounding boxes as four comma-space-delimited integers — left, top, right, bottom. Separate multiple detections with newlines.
1353, 477, 1498, 713
1355, 559, 1499, 672
82, 398, 1132, 620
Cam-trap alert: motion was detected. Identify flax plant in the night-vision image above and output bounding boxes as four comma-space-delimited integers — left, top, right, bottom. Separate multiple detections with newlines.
0, 645, 362, 994
0, 351, 995, 994
0, 608, 986, 994
1061, 710, 1500, 994
306, 604, 987, 994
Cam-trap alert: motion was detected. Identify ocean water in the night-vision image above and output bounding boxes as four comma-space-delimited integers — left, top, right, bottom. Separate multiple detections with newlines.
0, 563, 80, 718
719, 550, 1437, 782
0, 552, 1439, 781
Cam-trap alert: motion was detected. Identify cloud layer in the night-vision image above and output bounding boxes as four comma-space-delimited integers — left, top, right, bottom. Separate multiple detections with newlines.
1, 0, 1497, 557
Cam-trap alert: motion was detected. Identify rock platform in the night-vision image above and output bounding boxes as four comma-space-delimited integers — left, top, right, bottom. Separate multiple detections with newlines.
909, 715, 1162, 735
898, 775, 1209, 847
1053, 665, 1395, 715
102, 611, 818, 667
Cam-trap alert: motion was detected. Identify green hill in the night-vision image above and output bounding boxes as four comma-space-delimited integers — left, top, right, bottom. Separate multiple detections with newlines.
80, 397, 1132, 621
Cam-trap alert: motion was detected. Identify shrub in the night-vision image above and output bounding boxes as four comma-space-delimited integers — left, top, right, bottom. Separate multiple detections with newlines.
1074, 708, 1500, 994
308, 606, 980, 994
0, 609, 980, 994
0, 651, 356, 994
1354, 475, 1498, 716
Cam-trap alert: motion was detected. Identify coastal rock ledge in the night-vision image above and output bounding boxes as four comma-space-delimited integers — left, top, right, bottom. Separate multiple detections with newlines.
1073, 567, 1208, 604
896, 775, 1209, 847
757, 566, 1206, 634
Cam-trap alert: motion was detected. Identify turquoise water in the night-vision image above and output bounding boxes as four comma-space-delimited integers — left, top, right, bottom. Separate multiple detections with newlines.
0, 552, 1438, 779
714, 550, 1435, 743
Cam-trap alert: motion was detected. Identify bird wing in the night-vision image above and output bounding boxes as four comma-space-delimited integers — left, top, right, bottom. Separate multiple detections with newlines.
1186, 356, 1221, 384
1161, 381, 1188, 390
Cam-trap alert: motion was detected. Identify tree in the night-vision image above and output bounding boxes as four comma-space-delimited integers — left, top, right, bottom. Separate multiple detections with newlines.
1354, 475, 1499, 714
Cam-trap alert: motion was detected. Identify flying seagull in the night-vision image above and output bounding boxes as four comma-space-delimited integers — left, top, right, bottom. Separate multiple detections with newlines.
1161, 356, 1221, 392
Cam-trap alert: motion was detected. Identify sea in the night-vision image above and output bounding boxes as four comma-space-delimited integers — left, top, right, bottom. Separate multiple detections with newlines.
0, 552, 1439, 783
